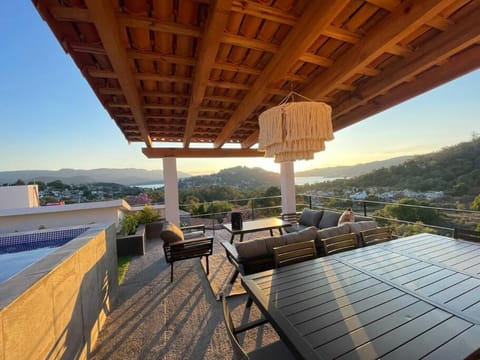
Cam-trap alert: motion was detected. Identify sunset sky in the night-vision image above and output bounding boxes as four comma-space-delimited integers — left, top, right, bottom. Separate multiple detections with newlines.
1, 2, 479, 175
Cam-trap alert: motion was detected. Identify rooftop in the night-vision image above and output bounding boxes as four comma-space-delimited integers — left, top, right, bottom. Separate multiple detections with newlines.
33, 0, 480, 159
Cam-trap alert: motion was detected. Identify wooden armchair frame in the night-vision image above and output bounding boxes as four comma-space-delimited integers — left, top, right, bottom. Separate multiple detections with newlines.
321, 233, 358, 255
162, 224, 213, 282
360, 227, 393, 246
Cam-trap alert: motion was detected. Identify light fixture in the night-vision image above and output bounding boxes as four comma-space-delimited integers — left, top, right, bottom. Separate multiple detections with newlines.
258, 91, 334, 163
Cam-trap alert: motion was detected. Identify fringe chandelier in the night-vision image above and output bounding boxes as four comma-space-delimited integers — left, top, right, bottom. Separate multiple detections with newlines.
258, 91, 334, 163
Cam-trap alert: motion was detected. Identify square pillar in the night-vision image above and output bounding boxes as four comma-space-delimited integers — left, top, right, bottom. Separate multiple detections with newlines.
162, 157, 180, 225
280, 161, 296, 214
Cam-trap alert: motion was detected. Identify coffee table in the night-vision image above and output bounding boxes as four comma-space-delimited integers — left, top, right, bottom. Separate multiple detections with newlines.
222, 217, 290, 244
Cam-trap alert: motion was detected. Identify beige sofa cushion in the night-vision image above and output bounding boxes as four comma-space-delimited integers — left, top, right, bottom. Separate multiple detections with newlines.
236, 239, 268, 260
347, 221, 378, 235
316, 223, 351, 240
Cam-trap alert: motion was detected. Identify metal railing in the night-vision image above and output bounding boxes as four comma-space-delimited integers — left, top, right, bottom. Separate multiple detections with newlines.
180, 194, 479, 238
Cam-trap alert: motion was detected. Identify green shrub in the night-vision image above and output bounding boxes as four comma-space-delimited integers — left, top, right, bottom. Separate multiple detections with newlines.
137, 205, 160, 224
120, 214, 139, 235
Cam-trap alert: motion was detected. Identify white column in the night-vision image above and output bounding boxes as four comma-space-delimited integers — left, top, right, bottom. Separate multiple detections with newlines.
162, 157, 180, 225
280, 161, 296, 214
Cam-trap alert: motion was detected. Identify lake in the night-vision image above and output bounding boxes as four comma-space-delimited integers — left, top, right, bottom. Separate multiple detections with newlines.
133, 176, 345, 189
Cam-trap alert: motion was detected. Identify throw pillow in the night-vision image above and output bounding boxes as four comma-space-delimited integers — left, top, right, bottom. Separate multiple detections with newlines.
318, 210, 341, 229
160, 222, 184, 244
338, 208, 355, 225
236, 239, 268, 260
299, 208, 323, 227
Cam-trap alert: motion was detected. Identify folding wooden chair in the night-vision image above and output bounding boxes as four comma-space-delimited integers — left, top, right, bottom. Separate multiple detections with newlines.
360, 227, 393, 246
273, 240, 317, 268
321, 233, 358, 255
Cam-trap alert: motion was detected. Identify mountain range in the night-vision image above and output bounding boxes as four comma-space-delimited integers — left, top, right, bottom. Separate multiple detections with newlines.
295, 155, 414, 178
0, 168, 190, 186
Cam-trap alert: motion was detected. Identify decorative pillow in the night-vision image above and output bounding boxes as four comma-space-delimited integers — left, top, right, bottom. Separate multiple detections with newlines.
348, 221, 377, 235
236, 239, 268, 260
299, 208, 323, 227
316, 223, 350, 240
338, 208, 355, 225
318, 210, 342, 229
160, 222, 184, 244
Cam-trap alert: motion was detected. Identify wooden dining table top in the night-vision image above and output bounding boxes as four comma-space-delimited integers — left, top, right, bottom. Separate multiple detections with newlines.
241, 233, 480, 360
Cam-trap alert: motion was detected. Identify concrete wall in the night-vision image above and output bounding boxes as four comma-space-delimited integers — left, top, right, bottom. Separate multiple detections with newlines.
0, 223, 118, 360
0, 185, 39, 210
0, 200, 130, 233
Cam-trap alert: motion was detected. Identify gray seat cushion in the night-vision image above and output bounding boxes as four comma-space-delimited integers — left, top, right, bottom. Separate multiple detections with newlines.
316, 223, 351, 239
348, 221, 378, 235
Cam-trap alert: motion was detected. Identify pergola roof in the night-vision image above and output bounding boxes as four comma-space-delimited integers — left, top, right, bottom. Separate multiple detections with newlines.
33, 0, 480, 159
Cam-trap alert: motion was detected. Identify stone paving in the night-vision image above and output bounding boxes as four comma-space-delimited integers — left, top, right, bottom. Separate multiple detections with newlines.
91, 229, 281, 360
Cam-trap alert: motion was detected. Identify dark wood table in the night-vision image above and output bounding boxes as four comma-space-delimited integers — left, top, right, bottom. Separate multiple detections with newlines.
222, 217, 291, 243
242, 233, 480, 359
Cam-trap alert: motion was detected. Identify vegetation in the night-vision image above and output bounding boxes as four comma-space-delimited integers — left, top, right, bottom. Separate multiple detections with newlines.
117, 256, 131, 284
119, 205, 161, 235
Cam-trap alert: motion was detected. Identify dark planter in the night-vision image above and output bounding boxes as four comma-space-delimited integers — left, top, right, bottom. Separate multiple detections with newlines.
116, 223, 146, 256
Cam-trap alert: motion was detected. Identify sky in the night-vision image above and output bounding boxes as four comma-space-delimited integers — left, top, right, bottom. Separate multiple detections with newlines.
1, 2, 479, 176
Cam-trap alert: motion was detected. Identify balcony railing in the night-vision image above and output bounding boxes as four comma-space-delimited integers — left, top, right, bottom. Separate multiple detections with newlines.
180, 194, 480, 238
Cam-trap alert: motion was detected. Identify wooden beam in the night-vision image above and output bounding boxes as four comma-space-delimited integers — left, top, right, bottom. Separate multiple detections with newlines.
334, 45, 480, 131
184, 0, 233, 147
213, 0, 351, 148
334, 6, 480, 118
303, 0, 458, 100
242, 130, 259, 149
142, 147, 265, 158
84, 0, 152, 147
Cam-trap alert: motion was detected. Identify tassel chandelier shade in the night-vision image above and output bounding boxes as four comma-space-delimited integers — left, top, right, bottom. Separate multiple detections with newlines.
258, 92, 334, 163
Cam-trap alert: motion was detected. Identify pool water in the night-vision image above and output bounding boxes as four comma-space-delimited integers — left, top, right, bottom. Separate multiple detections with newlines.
0, 226, 89, 283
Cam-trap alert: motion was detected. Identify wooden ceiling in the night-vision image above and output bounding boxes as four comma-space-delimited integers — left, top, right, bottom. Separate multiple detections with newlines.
33, 0, 480, 159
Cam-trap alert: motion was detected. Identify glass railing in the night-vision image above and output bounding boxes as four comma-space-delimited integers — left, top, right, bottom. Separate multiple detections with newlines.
180, 194, 480, 238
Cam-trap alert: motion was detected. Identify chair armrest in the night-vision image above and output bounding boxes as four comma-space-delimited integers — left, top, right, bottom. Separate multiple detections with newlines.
169, 236, 213, 248
220, 241, 242, 271
280, 212, 301, 223
181, 224, 205, 233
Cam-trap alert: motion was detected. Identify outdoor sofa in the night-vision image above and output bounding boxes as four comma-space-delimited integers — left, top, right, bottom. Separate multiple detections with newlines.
222, 208, 377, 277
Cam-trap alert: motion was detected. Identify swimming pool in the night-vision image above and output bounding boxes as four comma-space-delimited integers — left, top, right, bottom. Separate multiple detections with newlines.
0, 226, 89, 283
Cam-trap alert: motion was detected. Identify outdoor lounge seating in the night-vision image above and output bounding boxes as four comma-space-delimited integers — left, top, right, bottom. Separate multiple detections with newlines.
454, 227, 480, 242
160, 222, 213, 282
221, 293, 294, 360
281, 208, 373, 233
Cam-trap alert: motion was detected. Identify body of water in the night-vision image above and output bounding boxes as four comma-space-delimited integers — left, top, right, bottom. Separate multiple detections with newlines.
134, 176, 345, 189
295, 176, 347, 185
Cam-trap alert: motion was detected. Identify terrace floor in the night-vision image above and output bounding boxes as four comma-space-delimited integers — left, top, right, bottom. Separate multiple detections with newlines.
91, 228, 281, 360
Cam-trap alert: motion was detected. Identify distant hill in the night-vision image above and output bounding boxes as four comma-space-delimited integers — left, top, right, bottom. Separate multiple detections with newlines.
350, 138, 480, 194
179, 166, 280, 191
295, 155, 414, 178
0, 168, 191, 186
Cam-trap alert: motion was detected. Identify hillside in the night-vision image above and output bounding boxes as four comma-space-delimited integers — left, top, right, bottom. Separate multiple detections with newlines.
0, 168, 191, 186
178, 166, 280, 191
308, 138, 480, 201
295, 155, 413, 178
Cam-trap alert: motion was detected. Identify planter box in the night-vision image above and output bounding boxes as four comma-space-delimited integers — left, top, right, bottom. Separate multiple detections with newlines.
145, 220, 165, 241
116, 224, 146, 256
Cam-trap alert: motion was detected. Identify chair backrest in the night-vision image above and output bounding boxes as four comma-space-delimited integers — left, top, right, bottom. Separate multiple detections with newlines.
360, 227, 392, 246
281, 212, 301, 224
322, 233, 358, 255
454, 228, 480, 242
221, 294, 249, 360
273, 240, 317, 268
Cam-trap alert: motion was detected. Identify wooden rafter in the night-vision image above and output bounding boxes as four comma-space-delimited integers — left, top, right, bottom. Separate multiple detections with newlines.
142, 147, 264, 158
302, 0, 458, 100
213, 0, 351, 148
84, 0, 152, 147
183, 0, 233, 147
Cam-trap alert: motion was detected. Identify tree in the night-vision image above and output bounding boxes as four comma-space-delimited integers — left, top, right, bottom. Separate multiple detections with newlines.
471, 194, 480, 211
377, 198, 443, 226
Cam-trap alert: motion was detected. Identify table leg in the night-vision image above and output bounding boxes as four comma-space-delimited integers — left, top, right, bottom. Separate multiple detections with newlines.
240, 234, 244, 242
279, 227, 283, 235
229, 270, 239, 284
229, 233, 235, 244
269, 229, 274, 236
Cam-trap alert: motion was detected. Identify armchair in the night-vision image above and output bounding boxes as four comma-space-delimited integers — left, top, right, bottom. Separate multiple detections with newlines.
160, 222, 213, 282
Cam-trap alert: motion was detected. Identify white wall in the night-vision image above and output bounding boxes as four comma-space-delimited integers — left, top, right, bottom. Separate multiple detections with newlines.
0, 200, 130, 233
0, 185, 40, 210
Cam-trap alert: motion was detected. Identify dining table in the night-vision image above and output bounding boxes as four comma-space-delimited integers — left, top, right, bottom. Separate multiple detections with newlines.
241, 233, 480, 359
